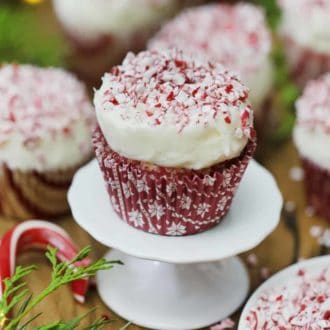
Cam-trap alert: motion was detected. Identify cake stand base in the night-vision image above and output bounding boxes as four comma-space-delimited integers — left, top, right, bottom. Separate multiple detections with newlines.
97, 250, 249, 330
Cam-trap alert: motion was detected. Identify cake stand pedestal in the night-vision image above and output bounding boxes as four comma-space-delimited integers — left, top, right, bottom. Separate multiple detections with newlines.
68, 160, 283, 330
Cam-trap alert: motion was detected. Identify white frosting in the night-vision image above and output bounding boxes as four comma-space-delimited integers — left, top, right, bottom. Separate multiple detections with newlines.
52, 0, 177, 44
293, 73, 330, 170
278, 0, 330, 54
1, 120, 92, 172
96, 103, 250, 170
244, 58, 274, 111
94, 50, 254, 170
294, 126, 330, 170
0, 65, 95, 172
149, 3, 274, 112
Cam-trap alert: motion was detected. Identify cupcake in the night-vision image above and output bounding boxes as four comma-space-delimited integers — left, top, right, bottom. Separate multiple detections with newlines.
52, 0, 203, 84
293, 73, 330, 221
0, 65, 95, 220
278, 0, 330, 87
93, 49, 256, 236
148, 3, 274, 121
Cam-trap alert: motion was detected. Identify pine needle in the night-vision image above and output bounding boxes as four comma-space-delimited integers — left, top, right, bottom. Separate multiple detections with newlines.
0, 246, 121, 329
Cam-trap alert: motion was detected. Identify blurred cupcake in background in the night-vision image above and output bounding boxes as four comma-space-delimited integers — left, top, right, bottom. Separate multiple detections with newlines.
52, 0, 204, 85
278, 0, 330, 87
93, 49, 256, 236
293, 73, 330, 221
0, 65, 95, 220
149, 3, 274, 125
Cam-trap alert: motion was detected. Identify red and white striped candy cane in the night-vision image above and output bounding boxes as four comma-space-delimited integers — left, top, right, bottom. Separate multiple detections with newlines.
0, 220, 91, 303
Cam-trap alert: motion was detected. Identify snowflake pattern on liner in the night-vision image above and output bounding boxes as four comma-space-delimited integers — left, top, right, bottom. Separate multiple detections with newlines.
93, 127, 255, 236
166, 223, 187, 236
128, 210, 145, 228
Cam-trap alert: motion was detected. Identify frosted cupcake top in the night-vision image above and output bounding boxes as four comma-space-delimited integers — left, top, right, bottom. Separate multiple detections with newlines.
278, 0, 330, 54
296, 73, 330, 133
294, 73, 330, 169
0, 65, 95, 171
94, 49, 255, 170
149, 3, 272, 77
148, 3, 273, 110
244, 265, 330, 329
53, 0, 178, 44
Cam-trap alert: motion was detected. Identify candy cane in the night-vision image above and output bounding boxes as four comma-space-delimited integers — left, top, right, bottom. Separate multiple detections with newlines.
0, 220, 91, 303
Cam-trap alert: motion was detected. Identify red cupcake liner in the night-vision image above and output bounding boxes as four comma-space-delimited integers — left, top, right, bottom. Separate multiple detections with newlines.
301, 158, 330, 222
283, 36, 330, 87
93, 127, 256, 236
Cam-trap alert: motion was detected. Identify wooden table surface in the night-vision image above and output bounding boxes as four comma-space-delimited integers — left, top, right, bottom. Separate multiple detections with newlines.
1, 141, 329, 329
1, 3, 329, 329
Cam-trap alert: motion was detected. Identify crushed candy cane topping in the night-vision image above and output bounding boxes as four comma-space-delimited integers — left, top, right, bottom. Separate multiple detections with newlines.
0, 64, 94, 146
245, 265, 330, 329
210, 318, 235, 330
149, 3, 271, 76
96, 49, 254, 135
296, 73, 330, 133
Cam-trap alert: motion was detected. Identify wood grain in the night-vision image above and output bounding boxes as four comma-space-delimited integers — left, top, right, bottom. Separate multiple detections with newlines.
0, 141, 329, 329
0, 3, 329, 328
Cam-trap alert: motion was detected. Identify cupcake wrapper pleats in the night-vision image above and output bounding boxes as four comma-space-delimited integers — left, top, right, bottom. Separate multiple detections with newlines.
93, 127, 256, 236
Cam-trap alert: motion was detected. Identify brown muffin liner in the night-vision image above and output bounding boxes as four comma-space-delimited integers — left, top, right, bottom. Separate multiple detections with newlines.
93, 127, 256, 236
0, 161, 88, 220
283, 36, 330, 87
301, 158, 330, 222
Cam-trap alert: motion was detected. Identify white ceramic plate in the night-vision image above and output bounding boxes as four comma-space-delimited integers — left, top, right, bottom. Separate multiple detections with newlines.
239, 255, 330, 329
68, 159, 283, 264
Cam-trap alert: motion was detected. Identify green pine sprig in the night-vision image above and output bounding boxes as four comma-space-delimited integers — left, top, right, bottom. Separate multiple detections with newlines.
0, 5, 67, 66
252, 0, 282, 30
252, 0, 300, 142
0, 246, 123, 330
270, 40, 300, 142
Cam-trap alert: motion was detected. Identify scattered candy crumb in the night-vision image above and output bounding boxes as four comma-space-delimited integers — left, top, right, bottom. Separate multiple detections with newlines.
310, 225, 323, 238
305, 206, 316, 217
319, 229, 330, 248
246, 253, 258, 267
260, 267, 270, 280
285, 200, 296, 212
289, 166, 304, 182
310, 226, 330, 248
210, 318, 235, 330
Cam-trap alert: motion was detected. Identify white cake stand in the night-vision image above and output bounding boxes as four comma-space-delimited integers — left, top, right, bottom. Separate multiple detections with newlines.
68, 160, 283, 330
